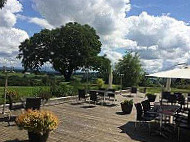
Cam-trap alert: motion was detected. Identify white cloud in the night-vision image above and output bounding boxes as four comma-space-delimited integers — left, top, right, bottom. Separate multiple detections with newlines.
32, 0, 130, 35
17, 14, 54, 29
7, 0, 189, 73
102, 50, 123, 64
125, 12, 190, 72
0, 0, 29, 67
29, 17, 54, 29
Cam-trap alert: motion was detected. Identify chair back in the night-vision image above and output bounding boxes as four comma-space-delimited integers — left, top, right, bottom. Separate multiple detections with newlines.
89, 91, 97, 102
135, 103, 143, 120
162, 91, 170, 100
177, 95, 185, 105
98, 88, 105, 96
168, 95, 177, 104
141, 100, 150, 113
25, 97, 41, 110
131, 87, 137, 93
174, 92, 182, 101
188, 93, 190, 102
78, 89, 86, 100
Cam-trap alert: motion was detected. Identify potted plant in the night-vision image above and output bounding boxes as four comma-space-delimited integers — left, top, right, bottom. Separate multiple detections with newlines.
146, 93, 156, 102
120, 99, 133, 114
16, 109, 59, 142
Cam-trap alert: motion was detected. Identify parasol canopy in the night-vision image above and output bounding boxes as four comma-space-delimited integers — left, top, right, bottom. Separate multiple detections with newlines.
146, 66, 190, 79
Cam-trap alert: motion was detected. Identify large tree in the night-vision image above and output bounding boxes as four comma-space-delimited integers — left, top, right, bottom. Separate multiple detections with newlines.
18, 22, 102, 81
0, 0, 6, 8
115, 52, 143, 87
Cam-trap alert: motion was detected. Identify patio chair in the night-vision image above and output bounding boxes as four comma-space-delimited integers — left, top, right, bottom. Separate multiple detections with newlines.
168, 94, 177, 105
187, 93, 190, 108
141, 100, 157, 117
161, 91, 171, 103
107, 89, 116, 104
25, 97, 41, 110
98, 88, 106, 96
174, 92, 182, 102
89, 91, 97, 105
130, 87, 137, 96
135, 103, 156, 135
175, 110, 190, 141
78, 89, 86, 101
177, 95, 185, 111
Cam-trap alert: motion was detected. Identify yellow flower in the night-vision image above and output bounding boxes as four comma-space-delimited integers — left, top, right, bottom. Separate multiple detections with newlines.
16, 109, 59, 134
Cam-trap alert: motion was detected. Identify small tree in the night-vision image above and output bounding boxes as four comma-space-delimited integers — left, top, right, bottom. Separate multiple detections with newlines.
91, 55, 111, 83
96, 78, 104, 88
115, 52, 143, 87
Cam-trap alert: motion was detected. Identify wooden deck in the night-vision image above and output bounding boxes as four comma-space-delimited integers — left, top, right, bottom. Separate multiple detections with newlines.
0, 93, 189, 142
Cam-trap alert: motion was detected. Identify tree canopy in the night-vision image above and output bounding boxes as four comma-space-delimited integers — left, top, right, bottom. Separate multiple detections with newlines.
0, 0, 6, 8
115, 52, 143, 87
18, 22, 102, 81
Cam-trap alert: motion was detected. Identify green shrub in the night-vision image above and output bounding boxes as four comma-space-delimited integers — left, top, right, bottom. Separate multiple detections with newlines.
145, 93, 156, 97
37, 90, 52, 101
121, 99, 133, 105
96, 78, 104, 88
50, 84, 74, 97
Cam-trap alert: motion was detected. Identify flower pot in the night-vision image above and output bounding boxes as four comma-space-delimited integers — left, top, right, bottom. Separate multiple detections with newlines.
121, 103, 133, 114
147, 95, 156, 102
28, 131, 49, 142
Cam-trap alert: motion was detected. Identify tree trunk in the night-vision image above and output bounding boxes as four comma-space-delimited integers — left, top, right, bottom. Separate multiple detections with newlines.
63, 70, 73, 82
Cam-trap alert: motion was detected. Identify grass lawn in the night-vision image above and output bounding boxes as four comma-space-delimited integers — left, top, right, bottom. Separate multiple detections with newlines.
139, 87, 190, 94
0, 86, 50, 104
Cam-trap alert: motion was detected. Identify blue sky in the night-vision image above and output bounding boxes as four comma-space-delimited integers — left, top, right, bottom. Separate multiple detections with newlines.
128, 0, 190, 22
15, 0, 42, 36
1, 0, 190, 72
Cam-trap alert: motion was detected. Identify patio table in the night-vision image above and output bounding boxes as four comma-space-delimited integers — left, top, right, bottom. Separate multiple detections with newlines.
154, 103, 180, 138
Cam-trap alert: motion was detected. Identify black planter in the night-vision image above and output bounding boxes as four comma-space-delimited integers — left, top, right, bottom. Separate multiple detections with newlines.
121, 103, 133, 114
28, 131, 49, 142
147, 95, 156, 102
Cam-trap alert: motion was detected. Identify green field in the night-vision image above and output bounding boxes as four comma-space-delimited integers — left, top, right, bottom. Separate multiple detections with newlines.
139, 87, 190, 94
0, 86, 50, 104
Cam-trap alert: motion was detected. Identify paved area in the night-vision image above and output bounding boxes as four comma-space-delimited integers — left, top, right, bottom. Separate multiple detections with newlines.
0, 92, 189, 142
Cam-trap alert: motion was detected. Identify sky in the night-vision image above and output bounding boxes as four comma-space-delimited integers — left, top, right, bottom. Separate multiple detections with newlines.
0, 0, 190, 73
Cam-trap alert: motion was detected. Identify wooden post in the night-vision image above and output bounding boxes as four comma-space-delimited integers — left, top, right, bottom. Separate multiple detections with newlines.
2, 72, 8, 114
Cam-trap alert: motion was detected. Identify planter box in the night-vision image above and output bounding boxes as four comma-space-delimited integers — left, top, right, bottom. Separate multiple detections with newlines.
28, 131, 49, 142
121, 103, 133, 114
147, 95, 156, 102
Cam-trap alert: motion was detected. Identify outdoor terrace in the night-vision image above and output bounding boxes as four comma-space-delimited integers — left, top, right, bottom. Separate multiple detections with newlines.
0, 93, 189, 142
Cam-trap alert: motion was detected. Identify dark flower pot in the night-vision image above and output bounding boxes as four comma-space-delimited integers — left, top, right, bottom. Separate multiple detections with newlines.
28, 131, 49, 142
121, 103, 133, 114
147, 95, 156, 102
